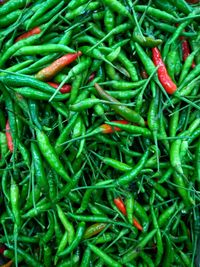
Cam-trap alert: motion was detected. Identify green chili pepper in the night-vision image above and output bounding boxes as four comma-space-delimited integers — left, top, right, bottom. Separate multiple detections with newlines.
58, 221, 86, 257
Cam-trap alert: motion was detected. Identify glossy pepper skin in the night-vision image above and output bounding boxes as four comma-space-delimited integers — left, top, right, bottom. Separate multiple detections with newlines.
35, 52, 82, 81
181, 40, 196, 68
152, 47, 177, 94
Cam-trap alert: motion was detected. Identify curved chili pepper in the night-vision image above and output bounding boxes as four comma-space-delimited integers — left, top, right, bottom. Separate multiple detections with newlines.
35, 52, 82, 81
152, 47, 177, 94
114, 198, 127, 215
47, 82, 71, 94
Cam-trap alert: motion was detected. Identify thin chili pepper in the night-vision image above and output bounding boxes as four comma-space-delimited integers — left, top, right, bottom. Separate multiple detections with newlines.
121, 229, 157, 263
95, 83, 145, 126
101, 0, 133, 24
58, 222, 86, 257
35, 52, 82, 81
5, 120, 13, 152
132, 28, 162, 48
181, 39, 196, 68
114, 198, 126, 215
111, 149, 150, 187
14, 44, 75, 56
80, 247, 91, 267
5, 245, 43, 267
35, 129, 71, 182
31, 142, 49, 194
77, 187, 93, 214
133, 218, 143, 231
87, 243, 123, 267
167, 0, 192, 14
56, 204, 75, 244
47, 82, 71, 94
152, 47, 177, 94
134, 5, 177, 22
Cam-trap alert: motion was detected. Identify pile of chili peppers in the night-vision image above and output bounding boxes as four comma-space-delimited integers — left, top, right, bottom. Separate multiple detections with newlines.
0, 0, 200, 266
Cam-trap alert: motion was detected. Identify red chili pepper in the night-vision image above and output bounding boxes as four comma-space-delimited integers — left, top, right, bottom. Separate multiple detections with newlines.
100, 120, 129, 134
114, 197, 143, 231
5, 120, 13, 152
181, 40, 196, 68
35, 51, 82, 81
88, 72, 96, 81
114, 198, 127, 215
15, 27, 41, 43
133, 218, 143, 231
152, 47, 177, 94
47, 82, 71, 94
186, 0, 199, 3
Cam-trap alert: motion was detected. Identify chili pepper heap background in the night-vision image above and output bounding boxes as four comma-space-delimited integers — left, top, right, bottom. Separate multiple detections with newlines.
0, 0, 200, 266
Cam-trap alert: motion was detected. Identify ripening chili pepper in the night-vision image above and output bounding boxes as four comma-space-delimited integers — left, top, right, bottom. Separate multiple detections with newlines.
5, 120, 13, 152
181, 40, 196, 68
152, 47, 177, 94
113, 197, 143, 231
95, 83, 145, 126
99, 120, 129, 134
61, 120, 129, 145
101, 0, 133, 23
133, 218, 143, 231
186, 0, 199, 2
84, 223, 107, 239
15, 27, 42, 43
35, 51, 82, 81
47, 82, 71, 94
114, 198, 127, 215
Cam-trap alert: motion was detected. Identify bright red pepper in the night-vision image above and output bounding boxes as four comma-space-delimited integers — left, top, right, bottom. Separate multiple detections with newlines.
47, 82, 71, 94
114, 198, 143, 231
152, 47, 177, 94
114, 198, 127, 215
133, 218, 143, 231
